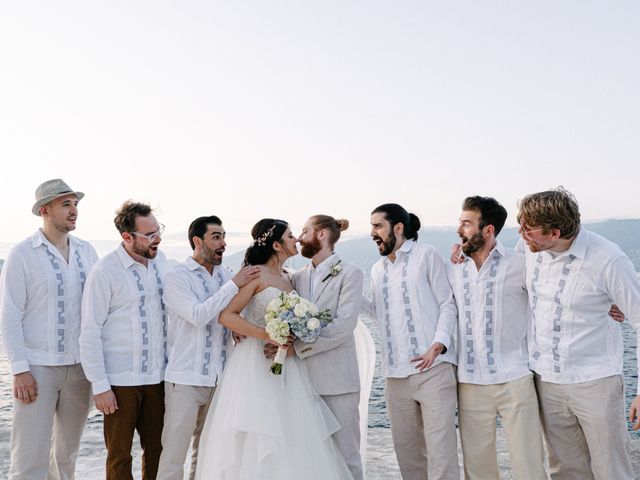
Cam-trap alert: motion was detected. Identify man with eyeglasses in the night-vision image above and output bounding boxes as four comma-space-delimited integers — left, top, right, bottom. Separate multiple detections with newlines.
80, 200, 169, 480
517, 187, 640, 480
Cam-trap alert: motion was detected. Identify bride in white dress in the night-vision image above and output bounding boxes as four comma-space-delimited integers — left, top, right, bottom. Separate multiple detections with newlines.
195, 219, 353, 480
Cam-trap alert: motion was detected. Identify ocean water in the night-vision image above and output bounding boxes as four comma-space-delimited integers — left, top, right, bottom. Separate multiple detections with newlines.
1, 317, 638, 473
0, 235, 638, 476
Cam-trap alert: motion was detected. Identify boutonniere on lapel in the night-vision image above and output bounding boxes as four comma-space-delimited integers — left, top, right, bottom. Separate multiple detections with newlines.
321, 260, 342, 283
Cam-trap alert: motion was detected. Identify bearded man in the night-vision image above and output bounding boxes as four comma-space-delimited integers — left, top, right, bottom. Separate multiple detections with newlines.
517, 188, 640, 479
156, 215, 259, 480
80, 201, 169, 480
448, 196, 546, 480
364, 203, 459, 480
284, 214, 364, 480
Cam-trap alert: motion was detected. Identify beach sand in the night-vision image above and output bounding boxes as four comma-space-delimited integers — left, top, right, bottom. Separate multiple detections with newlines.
3, 422, 638, 478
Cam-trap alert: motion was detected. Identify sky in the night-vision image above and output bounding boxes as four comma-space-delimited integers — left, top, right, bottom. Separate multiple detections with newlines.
1, 1, 639, 250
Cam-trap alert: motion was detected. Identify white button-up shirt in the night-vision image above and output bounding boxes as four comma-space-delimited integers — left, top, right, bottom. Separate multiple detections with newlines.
163, 257, 238, 387
524, 228, 640, 393
448, 241, 531, 385
0, 231, 98, 374
80, 244, 168, 395
307, 253, 339, 299
368, 240, 457, 378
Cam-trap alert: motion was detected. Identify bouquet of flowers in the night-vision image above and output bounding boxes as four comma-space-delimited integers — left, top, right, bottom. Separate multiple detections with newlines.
264, 291, 332, 374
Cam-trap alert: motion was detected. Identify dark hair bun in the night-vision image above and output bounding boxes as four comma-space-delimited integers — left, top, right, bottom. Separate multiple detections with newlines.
408, 213, 421, 233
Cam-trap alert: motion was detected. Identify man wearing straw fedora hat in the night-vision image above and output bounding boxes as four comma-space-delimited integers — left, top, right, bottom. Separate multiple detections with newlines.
0, 178, 99, 479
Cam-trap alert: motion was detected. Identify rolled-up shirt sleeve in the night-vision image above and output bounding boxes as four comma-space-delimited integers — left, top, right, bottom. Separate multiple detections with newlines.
163, 270, 238, 328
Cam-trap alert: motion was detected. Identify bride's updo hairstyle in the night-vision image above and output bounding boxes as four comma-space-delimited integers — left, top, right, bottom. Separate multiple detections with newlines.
309, 215, 349, 249
243, 218, 289, 266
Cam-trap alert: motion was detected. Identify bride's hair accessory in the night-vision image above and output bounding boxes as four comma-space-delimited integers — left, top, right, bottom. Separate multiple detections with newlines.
254, 224, 276, 247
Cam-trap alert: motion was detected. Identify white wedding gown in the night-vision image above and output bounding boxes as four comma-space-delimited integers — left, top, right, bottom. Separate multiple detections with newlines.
195, 287, 354, 480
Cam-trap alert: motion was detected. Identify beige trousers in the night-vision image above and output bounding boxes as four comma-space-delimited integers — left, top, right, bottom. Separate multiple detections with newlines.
458, 374, 547, 480
535, 374, 634, 480
322, 392, 363, 480
385, 362, 460, 480
156, 382, 216, 480
9, 364, 91, 480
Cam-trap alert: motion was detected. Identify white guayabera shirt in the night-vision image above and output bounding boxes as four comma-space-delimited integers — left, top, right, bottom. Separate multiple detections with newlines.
80, 244, 168, 395
0, 230, 98, 374
447, 241, 532, 385
523, 228, 640, 393
367, 240, 458, 378
163, 257, 238, 387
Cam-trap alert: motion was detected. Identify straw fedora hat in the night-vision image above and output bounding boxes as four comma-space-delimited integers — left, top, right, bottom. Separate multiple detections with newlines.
32, 179, 84, 216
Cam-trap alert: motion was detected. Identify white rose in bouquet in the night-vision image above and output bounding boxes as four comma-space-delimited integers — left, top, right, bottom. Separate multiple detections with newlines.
306, 301, 319, 316
306, 318, 321, 331
267, 297, 282, 312
293, 302, 308, 318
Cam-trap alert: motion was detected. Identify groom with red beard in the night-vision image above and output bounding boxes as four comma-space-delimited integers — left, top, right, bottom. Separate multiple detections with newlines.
268, 214, 364, 480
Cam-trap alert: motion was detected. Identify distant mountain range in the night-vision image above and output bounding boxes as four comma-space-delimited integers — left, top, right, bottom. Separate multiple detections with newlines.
1, 219, 639, 275
222, 218, 640, 276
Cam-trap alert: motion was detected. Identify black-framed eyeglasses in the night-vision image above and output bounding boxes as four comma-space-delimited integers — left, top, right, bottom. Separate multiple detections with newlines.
130, 224, 165, 242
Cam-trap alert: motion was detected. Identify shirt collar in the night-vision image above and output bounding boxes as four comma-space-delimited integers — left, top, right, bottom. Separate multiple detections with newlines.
548, 227, 587, 260
383, 238, 415, 264
396, 239, 415, 256
30, 229, 48, 248
116, 243, 137, 269
185, 256, 217, 275
30, 229, 80, 251
492, 240, 506, 257
185, 256, 202, 271
314, 253, 340, 276
564, 227, 587, 259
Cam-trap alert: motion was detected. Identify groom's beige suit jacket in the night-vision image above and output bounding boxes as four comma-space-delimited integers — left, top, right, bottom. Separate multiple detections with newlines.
291, 255, 363, 396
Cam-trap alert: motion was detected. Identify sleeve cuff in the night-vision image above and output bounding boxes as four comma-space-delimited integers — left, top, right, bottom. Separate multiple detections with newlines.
222, 279, 239, 296
432, 332, 450, 352
10, 360, 31, 375
92, 379, 112, 395
293, 340, 313, 358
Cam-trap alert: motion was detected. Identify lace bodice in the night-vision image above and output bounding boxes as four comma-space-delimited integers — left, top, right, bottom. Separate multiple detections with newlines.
241, 287, 282, 327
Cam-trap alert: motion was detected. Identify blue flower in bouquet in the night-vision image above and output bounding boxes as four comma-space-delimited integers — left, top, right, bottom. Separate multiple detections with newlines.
264, 291, 332, 374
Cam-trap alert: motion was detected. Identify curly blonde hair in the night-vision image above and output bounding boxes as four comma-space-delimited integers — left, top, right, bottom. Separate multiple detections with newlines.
517, 187, 580, 239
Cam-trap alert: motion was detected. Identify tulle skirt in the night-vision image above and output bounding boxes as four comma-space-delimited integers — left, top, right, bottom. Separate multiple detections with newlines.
195, 338, 353, 479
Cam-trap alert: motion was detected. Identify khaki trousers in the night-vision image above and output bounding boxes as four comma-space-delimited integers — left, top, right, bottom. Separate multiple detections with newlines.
156, 382, 216, 480
458, 374, 547, 480
385, 363, 460, 480
322, 392, 363, 480
9, 364, 91, 480
535, 374, 634, 480
104, 383, 165, 480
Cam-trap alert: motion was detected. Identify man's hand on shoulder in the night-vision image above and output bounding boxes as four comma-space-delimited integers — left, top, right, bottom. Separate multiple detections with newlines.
13, 371, 37, 404
95, 389, 118, 415
232, 266, 261, 288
